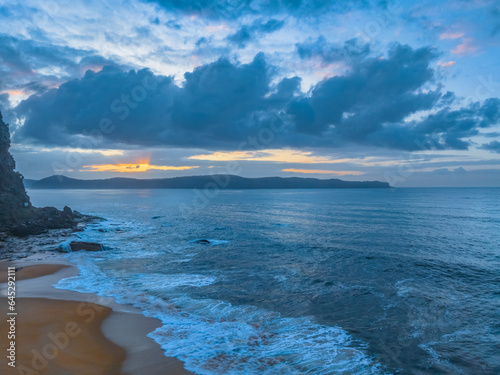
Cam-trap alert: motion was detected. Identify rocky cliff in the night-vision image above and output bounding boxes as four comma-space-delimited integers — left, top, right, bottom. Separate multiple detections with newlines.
0, 111, 32, 225
0, 111, 83, 237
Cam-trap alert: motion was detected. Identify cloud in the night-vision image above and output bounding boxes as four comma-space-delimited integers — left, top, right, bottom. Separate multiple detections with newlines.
439, 31, 464, 40
189, 149, 352, 164
481, 140, 500, 153
0, 33, 127, 95
0, 92, 15, 124
14, 55, 282, 148
289, 44, 442, 136
371, 98, 500, 150
296, 37, 370, 65
226, 18, 285, 48
146, 0, 358, 20
451, 38, 479, 56
0, 92, 9, 110
489, 5, 500, 36
432, 166, 467, 174
15, 66, 175, 145
482, 131, 500, 138
13, 45, 500, 153
437, 60, 456, 67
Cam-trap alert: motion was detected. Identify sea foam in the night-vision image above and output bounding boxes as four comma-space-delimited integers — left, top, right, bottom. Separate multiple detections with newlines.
56, 251, 388, 375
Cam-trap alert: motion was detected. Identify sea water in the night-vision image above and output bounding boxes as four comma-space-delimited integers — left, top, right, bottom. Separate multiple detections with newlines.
27, 188, 500, 374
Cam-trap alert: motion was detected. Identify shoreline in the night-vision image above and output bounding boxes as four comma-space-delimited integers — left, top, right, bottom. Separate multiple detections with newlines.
0, 259, 193, 374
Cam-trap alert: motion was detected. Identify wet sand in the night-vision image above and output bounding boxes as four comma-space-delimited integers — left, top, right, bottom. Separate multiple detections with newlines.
0, 262, 193, 374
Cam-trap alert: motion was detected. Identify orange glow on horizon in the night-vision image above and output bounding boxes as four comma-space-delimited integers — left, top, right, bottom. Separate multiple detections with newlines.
83, 161, 199, 173
189, 149, 355, 164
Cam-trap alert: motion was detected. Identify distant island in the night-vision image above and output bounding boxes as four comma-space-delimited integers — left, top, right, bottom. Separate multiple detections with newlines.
25, 175, 391, 189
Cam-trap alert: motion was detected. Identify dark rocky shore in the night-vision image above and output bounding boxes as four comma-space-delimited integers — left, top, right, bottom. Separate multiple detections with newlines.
0, 110, 97, 239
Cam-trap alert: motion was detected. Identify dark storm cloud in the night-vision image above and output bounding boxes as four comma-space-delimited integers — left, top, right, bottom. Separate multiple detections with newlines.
289, 44, 439, 134
368, 99, 500, 151
227, 19, 285, 48
289, 43, 499, 150
296, 37, 371, 65
172, 53, 271, 130
13, 44, 500, 152
15, 66, 175, 145
15, 55, 287, 147
0, 34, 126, 94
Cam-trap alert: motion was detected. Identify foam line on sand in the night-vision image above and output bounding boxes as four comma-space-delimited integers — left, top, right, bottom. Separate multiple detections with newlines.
0, 261, 193, 375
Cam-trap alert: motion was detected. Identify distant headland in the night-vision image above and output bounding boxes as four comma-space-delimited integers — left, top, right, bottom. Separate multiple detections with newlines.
25, 175, 391, 189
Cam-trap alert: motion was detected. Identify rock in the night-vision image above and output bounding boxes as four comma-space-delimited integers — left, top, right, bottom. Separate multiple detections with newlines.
63, 206, 73, 218
10, 224, 47, 237
194, 239, 211, 244
30, 206, 76, 230
69, 241, 103, 251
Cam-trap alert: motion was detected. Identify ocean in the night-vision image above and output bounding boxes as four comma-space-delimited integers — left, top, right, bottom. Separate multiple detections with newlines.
27, 187, 500, 374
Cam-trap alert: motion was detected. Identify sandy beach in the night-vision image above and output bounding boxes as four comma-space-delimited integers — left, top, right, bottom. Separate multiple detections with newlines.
0, 260, 193, 375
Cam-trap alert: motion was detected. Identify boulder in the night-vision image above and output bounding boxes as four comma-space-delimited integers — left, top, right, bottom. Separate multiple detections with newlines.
69, 241, 103, 251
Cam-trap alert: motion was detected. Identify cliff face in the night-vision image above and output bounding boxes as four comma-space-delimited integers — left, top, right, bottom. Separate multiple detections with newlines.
0, 111, 32, 227
0, 111, 81, 237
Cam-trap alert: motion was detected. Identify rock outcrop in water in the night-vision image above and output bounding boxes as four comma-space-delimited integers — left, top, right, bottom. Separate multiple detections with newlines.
69, 241, 104, 252
0, 110, 89, 237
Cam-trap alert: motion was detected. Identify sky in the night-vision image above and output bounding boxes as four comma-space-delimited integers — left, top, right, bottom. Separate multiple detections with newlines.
1, 0, 500, 187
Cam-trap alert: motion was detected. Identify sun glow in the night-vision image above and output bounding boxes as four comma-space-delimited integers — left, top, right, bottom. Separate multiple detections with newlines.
83, 160, 199, 173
